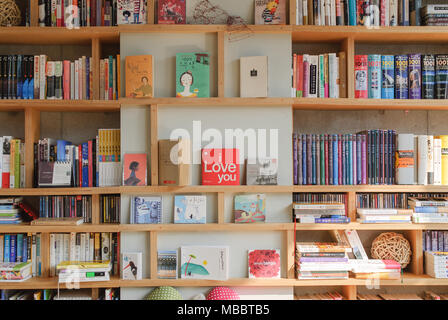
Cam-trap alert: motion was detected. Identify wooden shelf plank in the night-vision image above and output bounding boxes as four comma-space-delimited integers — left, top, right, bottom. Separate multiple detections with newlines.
0, 187, 121, 196
120, 185, 293, 193
119, 223, 293, 232
0, 224, 121, 233
0, 100, 120, 112
0, 277, 121, 289
119, 97, 294, 106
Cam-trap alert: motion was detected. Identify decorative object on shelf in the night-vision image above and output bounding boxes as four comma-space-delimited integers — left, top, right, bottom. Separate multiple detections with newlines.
206, 287, 240, 300
192, 0, 252, 42
192, 293, 206, 300
0, 0, 21, 26
371, 232, 411, 268
145, 286, 182, 300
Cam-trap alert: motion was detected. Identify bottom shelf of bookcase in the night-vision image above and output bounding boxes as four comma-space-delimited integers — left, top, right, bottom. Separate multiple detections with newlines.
3, 274, 448, 290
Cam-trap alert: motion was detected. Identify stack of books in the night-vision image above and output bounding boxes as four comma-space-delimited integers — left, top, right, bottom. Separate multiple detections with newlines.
0, 198, 23, 225
57, 260, 112, 283
422, 5, 448, 26
0, 261, 32, 282
425, 251, 448, 278
410, 197, 448, 223
356, 208, 413, 224
293, 202, 349, 224
295, 242, 352, 280
349, 259, 402, 280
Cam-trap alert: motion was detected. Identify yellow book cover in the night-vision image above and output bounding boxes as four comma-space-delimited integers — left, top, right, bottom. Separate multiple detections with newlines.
125, 55, 154, 98
56, 260, 111, 270
441, 135, 448, 185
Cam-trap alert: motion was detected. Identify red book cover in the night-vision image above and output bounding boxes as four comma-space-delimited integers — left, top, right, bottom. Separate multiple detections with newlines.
380, 0, 386, 26
158, 0, 186, 24
201, 149, 240, 185
355, 55, 368, 98
122, 153, 147, 186
78, 145, 82, 187
325, 134, 329, 185
338, 134, 342, 185
297, 55, 303, 97
63, 60, 70, 100
293, 53, 297, 95
248, 249, 281, 279
88, 140, 93, 187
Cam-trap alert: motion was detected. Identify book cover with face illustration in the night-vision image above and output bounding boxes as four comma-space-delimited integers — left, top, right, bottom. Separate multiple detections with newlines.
176, 53, 210, 98
255, 0, 286, 25
123, 153, 147, 186
125, 55, 153, 98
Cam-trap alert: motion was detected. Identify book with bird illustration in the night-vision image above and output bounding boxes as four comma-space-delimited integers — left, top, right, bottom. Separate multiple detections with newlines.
121, 252, 142, 280
234, 194, 266, 223
174, 195, 206, 224
180, 246, 229, 280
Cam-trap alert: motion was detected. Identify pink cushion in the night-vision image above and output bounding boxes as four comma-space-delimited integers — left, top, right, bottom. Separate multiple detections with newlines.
206, 287, 240, 300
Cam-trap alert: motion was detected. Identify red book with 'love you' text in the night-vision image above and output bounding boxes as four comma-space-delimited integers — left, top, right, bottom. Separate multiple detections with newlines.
201, 149, 240, 185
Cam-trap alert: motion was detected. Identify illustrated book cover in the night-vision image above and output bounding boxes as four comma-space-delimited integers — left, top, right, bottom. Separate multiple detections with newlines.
174, 195, 206, 224
180, 246, 229, 280
158, 0, 186, 24
130, 196, 162, 224
121, 252, 142, 280
157, 250, 178, 279
176, 53, 210, 98
234, 194, 266, 223
117, 0, 147, 25
254, 0, 286, 24
123, 153, 147, 186
125, 55, 153, 98
248, 249, 281, 278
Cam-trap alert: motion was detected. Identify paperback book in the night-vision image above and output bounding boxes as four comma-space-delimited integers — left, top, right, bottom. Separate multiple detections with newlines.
180, 246, 229, 280
174, 195, 206, 224
234, 194, 266, 223
130, 196, 162, 224
176, 53, 210, 98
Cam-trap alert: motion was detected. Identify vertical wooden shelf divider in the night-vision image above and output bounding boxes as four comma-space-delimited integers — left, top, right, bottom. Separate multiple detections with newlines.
347, 191, 357, 222
92, 194, 101, 224
342, 285, 357, 300
218, 32, 225, 98
150, 104, 159, 186
24, 108, 40, 188
149, 231, 158, 279
91, 38, 102, 100
408, 229, 424, 275
342, 37, 355, 99
148, 0, 155, 24
217, 192, 225, 224
40, 233, 50, 278
30, 0, 39, 26
289, 0, 297, 25
91, 288, 99, 300
285, 230, 295, 279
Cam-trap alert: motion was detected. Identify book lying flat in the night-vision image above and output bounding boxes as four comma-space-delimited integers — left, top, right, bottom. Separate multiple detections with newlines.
30, 217, 84, 226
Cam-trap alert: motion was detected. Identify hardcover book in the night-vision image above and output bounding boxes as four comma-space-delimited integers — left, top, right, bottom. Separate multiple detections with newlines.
157, 250, 178, 279
240, 56, 268, 98
201, 149, 240, 185
125, 55, 153, 98
395, 55, 409, 99
131, 196, 162, 224
246, 158, 278, 185
354, 55, 368, 98
381, 55, 394, 99
422, 54, 435, 99
408, 54, 422, 99
396, 133, 416, 185
368, 54, 381, 98
121, 252, 142, 280
180, 246, 229, 280
254, 0, 286, 25
174, 195, 206, 224
176, 53, 210, 98
248, 249, 281, 278
436, 54, 448, 99
234, 194, 266, 223
123, 153, 147, 186
117, 0, 147, 24
157, 0, 186, 24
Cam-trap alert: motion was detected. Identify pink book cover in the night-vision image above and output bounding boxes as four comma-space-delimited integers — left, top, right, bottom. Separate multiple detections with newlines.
303, 59, 309, 97
352, 134, 357, 185
248, 249, 281, 279
338, 135, 342, 185
63, 60, 70, 100
355, 55, 368, 98
380, 0, 386, 25
158, 0, 186, 24
325, 134, 329, 185
123, 153, 147, 186
383, 260, 401, 269
104, 60, 109, 100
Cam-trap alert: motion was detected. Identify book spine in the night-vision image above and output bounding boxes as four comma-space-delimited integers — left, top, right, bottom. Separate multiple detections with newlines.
319, 55, 324, 97
302, 134, 307, 185
410, 0, 421, 25
389, 0, 398, 25
348, 0, 357, 25
307, 134, 312, 185
320, 134, 325, 185
381, 55, 395, 99
434, 138, 442, 185
395, 55, 409, 99
338, 134, 342, 185
293, 133, 298, 185
417, 135, 428, 185
436, 54, 448, 99
312, 135, 317, 184
297, 55, 304, 97
357, 0, 371, 26
422, 54, 435, 99
298, 134, 302, 185
329, 134, 333, 184
325, 134, 329, 185
408, 54, 422, 99
303, 55, 309, 97
355, 55, 368, 98
368, 54, 382, 99
427, 135, 434, 185
333, 134, 339, 185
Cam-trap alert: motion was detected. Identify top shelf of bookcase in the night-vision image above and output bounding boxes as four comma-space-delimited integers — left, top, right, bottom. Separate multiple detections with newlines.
2, 26, 448, 45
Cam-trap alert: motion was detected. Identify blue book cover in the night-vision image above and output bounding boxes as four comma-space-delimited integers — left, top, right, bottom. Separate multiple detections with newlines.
36, 235, 41, 276
312, 135, 316, 185
302, 134, 307, 185
82, 142, 89, 187
348, 134, 353, 185
174, 195, 206, 224
356, 135, 362, 184
432, 231, 438, 251
320, 134, 325, 185
10, 234, 16, 262
348, 0, 357, 25
17, 233, 23, 263
422, 55, 435, 99
4, 235, 10, 262
132, 196, 162, 224
22, 233, 28, 262
16, 55, 23, 99
293, 133, 297, 185
333, 134, 338, 186
414, 207, 440, 213
57, 140, 71, 162
341, 135, 346, 185
395, 55, 409, 99
381, 55, 394, 99
368, 55, 382, 99
315, 217, 350, 223
234, 194, 266, 223
401, 0, 409, 25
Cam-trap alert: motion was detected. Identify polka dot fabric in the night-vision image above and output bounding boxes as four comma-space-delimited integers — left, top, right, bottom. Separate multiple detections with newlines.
206, 287, 240, 300
145, 286, 183, 300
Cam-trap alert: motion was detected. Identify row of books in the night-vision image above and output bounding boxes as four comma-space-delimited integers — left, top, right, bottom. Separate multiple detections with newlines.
356, 192, 448, 209
34, 129, 121, 188
100, 194, 121, 223
49, 232, 119, 277
0, 288, 118, 300
39, 196, 92, 223
355, 54, 448, 100
0, 137, 25, 189
0, 233, 41, 278
421, 4, 448, 26
356, 207, 412, 223
295, 0, 430, 26
292, 131, 396, 186
358, 293, 426, 300
423, 231, 448, 252
291, 52, 346, 98
296, 292, 344, 300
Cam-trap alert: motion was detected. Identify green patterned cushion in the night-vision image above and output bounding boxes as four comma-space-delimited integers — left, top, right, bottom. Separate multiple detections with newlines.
145, 286, 183, 300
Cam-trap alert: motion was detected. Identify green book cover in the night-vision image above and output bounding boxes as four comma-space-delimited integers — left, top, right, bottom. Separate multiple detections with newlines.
176, 53, 210, 98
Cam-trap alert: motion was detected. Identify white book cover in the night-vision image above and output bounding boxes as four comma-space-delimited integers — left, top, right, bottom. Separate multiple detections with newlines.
297, 0, 303, 25
389, 0, 398, 26
418, 135, 428, 185
55, 234, 63, 271
427, 135, 434, 185
69, 232, 76, 261
384, 0, 390, 26
63, 233, 70, 261
85, 233, 90, 262
50, 234, 56, 277
330, 0, 336, 25
39, 55, 46, 99
434, 138, 442, 185
0, 235, 3, 263
117, 0, 147, 25
344, 230, 369, 260
89, 235, 94, 261
320, 0, 325, 25
122, 252, 142, 280
240, 56, 268, 98
329, 53, 338, 98
325, 0, 330, 25
101, 232, 110, 261
80, 233, 86, 262
74, 60, 79, 100
180, 246, 229, 280
174, 195, 206, 224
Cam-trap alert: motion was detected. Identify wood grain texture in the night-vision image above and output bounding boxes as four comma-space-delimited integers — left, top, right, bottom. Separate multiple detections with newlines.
217, 192, 225, 224
150, 105, 158, 186
149, 231, 158, 279
24, 108, 40, 188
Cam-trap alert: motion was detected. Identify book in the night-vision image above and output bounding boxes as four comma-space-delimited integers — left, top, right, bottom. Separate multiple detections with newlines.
441, 135, 448, 185
408, 54, 421, 99
246, 158, 278, 185
180, 246, 229, 280
234, 194, 266, 223
417, 135, 428, 185
240, 56, 268, 98
157, 250, 177, 279
344, 230, 368, 259
0, 261, 32, 281
131, 196, 162, 224
30, 218, 84, 226
176, 53, 210, 98
248, 249, 281, 278
158, 139, 191, 186
125, 55, 153, 98
354, 55, 368, 98
395, 133, 415, 185
395, 55, 409, 99
117, 0, 147, 24
201, 149, 240, 185
436, 54, 448, 99
174, 195, 206, 224
158, 0, 186, 24
422, 54, 436, 99
254, 0, 286, 24
122, 153, 147, 186
121, 252, 142, 280
368, 54, 381, 99
434, 137, 442, 185
381, 55, 394, 99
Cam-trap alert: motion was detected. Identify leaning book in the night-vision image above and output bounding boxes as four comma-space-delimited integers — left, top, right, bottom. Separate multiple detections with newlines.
174, 195, 206, 224
131, 196, 162, 224
180, 246, 229, 280
176, 53, 210, 98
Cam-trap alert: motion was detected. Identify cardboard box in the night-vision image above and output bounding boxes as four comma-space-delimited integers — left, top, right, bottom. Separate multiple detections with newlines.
158, 139, 191, 186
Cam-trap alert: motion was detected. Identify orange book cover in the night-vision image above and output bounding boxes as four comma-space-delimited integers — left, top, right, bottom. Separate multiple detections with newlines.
125, 55, 153, 98
123, 153, 147, 186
